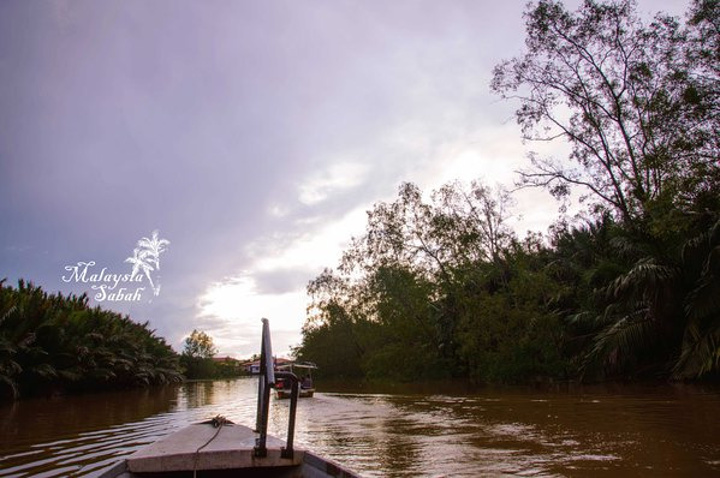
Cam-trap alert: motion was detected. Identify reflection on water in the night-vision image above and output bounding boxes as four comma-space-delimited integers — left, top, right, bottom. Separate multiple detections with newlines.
1, 379, 719, 477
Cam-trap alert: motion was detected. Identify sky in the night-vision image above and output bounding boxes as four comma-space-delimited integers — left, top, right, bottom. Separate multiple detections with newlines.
0, 0, 688, 358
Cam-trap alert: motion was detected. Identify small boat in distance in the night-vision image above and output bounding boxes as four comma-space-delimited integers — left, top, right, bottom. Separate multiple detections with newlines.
276, 362, 318, 399
93, 319, 361, 478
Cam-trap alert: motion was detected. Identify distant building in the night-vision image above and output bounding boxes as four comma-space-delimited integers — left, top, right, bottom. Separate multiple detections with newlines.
244, 361, 260, 374
243, 357, 292, 374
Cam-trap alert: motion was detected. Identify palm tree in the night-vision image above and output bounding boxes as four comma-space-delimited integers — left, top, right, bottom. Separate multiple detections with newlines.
674, 219, 720, 379
0, 279, 182, 400
577, 217, 720, 381
578, 256, 679, 379
0, 297, 22, 399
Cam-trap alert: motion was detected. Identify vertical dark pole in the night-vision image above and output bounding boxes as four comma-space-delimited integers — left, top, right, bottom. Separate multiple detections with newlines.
255, 373, 264, 432
256, 380, 272, 456
254, 318, 275, 458
281, 376, 299, 459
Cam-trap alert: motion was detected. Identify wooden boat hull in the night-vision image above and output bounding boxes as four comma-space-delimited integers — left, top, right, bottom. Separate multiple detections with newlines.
277, 388, 315, 399
93, 422, 359, 478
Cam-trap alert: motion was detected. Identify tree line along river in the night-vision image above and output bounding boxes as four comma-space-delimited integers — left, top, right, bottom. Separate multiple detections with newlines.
1, 377, 719, 477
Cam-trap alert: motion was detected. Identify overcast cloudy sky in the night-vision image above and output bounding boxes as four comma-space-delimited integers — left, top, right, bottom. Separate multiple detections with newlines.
0, 0, 686, 358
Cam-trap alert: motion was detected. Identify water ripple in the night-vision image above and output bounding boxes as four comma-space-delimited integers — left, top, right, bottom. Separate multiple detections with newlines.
2, 380, 720, 477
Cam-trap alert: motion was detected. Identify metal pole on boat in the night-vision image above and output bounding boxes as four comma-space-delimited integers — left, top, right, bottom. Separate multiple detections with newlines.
255, 372, 264, 432
282, 376, 299, 459
253, 319, 301, 460
254, 318, 275, 457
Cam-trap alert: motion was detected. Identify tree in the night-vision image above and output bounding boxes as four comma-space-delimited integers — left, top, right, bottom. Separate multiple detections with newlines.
180, 329, 218, 379
343, 181, 514, 285
297, 181, 528, 381
492, 0, 719, 227
564, 217, 720, 381
0, 279, 181, 399
182, 329, 217, 359
490, 0, 720, 382
674, 218, 720, 379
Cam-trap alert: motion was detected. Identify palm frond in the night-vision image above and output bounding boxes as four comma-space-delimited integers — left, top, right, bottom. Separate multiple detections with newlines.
609, 235, 642, 258
581, 311, 655, 379
605, 258, 677, 301
674, 319, 720, 379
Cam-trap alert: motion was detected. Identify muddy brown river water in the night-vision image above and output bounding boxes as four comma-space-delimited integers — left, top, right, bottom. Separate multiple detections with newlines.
1, 378, 719, 477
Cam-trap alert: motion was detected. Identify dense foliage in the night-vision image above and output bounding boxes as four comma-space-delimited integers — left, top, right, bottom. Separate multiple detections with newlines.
0, 279, 182, 399
179, 329, 243, 379
295, 0, 719, 384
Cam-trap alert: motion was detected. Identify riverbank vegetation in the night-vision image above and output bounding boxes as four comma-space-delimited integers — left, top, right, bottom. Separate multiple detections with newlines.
180, 329, 245, 379
0, 279, 182, 399
0, 278, 248, 400
295, 0, 719, 384
180, 329, 218, 379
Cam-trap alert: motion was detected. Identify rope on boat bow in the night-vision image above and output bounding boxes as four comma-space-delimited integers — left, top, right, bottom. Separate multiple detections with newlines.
200, 415, 234, 428
193, 415, 233, 478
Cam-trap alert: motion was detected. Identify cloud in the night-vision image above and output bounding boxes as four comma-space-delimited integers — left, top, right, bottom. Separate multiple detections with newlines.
1, 0, 681, 361
196, 274, 309, 357
0, 0, 528, 360
297, 162, 370, 206
253, 267, 317, 296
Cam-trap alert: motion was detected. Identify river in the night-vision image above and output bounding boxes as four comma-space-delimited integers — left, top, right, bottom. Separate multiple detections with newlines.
1, 378, 719, 477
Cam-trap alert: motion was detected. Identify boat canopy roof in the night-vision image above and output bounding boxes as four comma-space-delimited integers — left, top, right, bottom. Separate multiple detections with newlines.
276, 361, 318, 371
